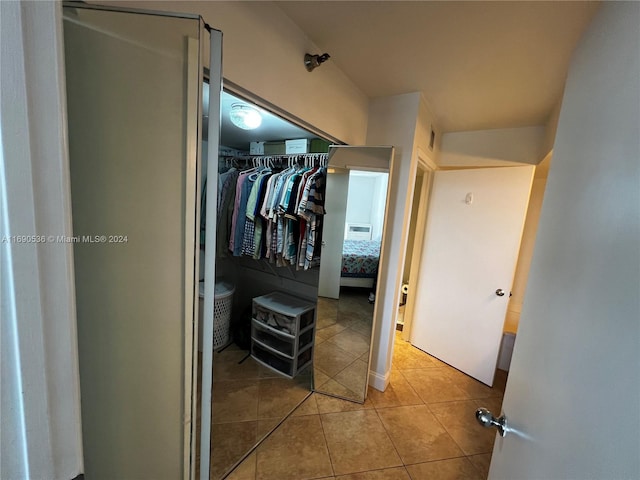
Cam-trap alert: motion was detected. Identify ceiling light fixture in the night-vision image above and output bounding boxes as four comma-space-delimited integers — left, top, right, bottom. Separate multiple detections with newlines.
229, 103, 262, 130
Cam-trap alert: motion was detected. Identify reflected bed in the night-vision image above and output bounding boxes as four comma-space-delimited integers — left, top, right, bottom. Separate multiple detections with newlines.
340, 239, 381, 288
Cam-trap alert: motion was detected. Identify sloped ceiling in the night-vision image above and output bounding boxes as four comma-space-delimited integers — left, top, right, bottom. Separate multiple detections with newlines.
276, 1, 600, 132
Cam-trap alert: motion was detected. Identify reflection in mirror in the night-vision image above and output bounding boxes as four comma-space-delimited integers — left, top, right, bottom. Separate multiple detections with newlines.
315, 162, 390, 403
203, 88, 325, 479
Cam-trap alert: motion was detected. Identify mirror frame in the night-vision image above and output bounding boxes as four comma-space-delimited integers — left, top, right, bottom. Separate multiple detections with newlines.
314, 145, 395, 403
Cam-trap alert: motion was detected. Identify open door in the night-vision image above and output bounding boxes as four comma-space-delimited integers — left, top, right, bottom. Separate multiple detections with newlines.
62, 4, 221, 479
410, 166, 534, 386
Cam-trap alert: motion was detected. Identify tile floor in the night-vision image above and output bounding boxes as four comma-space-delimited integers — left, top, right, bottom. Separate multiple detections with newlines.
314, 290, 374, 401
209, 346, 313, 479
223, 331, 508, 480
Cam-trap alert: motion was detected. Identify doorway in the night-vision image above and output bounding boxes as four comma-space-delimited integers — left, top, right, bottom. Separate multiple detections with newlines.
400, 158, 550, 387
399, 150, 436, 342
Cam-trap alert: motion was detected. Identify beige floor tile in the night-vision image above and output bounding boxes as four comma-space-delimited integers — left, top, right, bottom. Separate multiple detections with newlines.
257, 377, 310, 419
214, 350, 260, 381
291, 393, 319, 417
334, 359, 369, 398
225, 451, 257, 480
317, 322, 348, 339
377, 405, 464, 464
315, 383, 374, 413
367, 375, 423, 409
329, 329, 372, 356
443, 368, 502, 399
467, 453, 492, 478
256, 415, 333, 480
314, 368, 332, 389
429, 400, 496, 456
401, 368, 471, 404
335, 466, 411, 479
212, 379, 259, 424
211, 421, 258, 480
256, 417, 281, 440
350, 319, 373, 338
393, 345, 439, 370
257, 363, 282, 378
314, 341, 358, 377
406, 457, 483, 480
473, 396, 503, 417
321, 410, 402, 475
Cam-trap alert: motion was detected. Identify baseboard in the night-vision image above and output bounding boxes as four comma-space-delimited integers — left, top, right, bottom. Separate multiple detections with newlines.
368, 369, 390, 392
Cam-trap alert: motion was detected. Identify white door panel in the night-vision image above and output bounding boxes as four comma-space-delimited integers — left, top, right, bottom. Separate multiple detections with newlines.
63, 6, 211, 479
410, 166, 534, 386
489, 3, 639, 478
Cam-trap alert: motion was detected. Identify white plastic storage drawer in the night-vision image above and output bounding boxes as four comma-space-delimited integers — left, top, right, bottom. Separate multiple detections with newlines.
251, 319, 295, 357
250, 292, 316, 378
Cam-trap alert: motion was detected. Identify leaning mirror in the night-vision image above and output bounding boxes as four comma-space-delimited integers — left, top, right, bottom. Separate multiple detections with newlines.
314, 146, 393, 402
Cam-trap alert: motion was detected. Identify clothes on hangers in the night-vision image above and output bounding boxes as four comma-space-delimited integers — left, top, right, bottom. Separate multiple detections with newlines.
216, 153, 328, 269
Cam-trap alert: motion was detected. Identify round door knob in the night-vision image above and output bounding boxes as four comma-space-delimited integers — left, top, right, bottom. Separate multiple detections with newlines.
496, 289, 505, 297
475, 408, 508, 437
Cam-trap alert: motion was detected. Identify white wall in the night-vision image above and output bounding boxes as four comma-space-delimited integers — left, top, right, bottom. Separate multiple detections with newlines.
345, 173, 388, 241
346, 176, 375, 228
503, 153, 552, 333
371, 174, 389, 241
98, 1, 369, 146
439, 126, 546, 167
1, 2, 83, 479
490, 2, 640, 477
365, 92, 441, 390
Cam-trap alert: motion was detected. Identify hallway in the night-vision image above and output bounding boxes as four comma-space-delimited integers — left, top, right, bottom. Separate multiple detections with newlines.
225, 331, 507, 480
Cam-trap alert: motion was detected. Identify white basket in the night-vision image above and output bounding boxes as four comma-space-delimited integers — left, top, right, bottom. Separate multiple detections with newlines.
213, 285, 234, 349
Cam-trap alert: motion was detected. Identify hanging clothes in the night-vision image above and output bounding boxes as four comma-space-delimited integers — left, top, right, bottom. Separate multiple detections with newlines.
217, 154, 328, 269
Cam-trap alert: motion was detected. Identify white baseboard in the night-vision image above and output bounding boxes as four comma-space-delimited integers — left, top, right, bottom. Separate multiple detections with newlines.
368, 369, 390, 392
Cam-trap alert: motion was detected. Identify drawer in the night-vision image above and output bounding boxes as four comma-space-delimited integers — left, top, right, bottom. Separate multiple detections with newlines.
253, 305, 296, 335
251, 341, 293, 377
297, 345, 313, 371
299, 310, 314, 331
298, 327, 314, 352
251, 319, 295, 357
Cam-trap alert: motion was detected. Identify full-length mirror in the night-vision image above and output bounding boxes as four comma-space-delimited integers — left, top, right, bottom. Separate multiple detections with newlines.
204, 88, 331, 479
315, 146, 393, 402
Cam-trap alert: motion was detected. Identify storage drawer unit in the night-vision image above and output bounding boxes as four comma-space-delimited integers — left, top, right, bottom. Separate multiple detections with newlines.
251, 292, 316, 378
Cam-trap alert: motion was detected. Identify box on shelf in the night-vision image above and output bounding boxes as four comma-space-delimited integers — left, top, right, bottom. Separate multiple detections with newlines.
310, 138, 331, 153
285, 139, 310, 154
264, 141, 286, 155
250, 141, 265, 155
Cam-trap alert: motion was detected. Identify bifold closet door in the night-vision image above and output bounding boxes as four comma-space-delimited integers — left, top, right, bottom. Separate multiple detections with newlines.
63, 5, 210, 479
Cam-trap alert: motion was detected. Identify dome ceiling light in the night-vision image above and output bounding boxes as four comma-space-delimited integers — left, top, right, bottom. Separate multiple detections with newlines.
229, 103, 262, 130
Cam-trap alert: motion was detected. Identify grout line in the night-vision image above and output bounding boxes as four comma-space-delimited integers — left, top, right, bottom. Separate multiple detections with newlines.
317, 412, 336, 478
372, 406, 406, 467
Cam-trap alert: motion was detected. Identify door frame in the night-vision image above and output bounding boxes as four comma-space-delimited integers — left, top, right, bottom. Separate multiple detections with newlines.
401, 148, 437, 342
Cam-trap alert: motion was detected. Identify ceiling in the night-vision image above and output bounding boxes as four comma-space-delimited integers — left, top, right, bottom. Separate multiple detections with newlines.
206, 88, 318, 149
276, 1, 600, 132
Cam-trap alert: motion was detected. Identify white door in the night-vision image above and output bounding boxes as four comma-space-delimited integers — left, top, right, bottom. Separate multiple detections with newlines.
318, 168, 349, 299
488, 3, 639, 477
63, 5, 220, 480
410, 166, 534, 386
